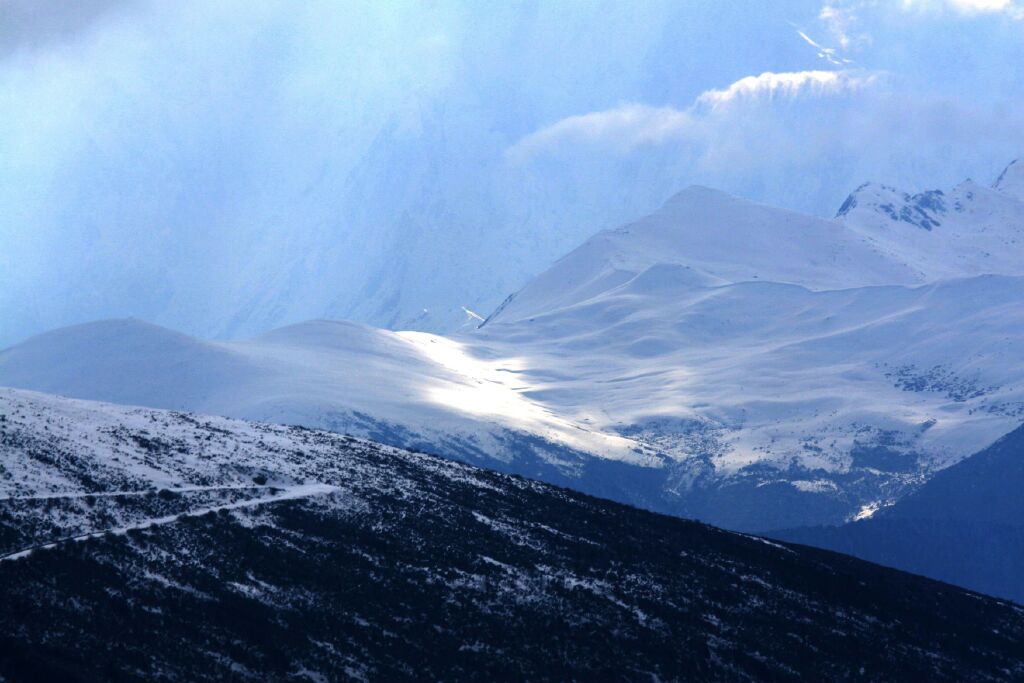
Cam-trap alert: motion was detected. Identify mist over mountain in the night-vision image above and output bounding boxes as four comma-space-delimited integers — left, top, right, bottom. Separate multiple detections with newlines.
2, 0, 1024, 346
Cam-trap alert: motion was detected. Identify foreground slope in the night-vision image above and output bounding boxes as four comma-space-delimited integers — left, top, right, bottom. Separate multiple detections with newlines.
773, 423, 1024, 604
1, 387, 1023, 682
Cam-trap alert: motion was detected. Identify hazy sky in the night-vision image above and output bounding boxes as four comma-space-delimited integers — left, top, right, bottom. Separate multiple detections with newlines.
1, 0, 1022, 346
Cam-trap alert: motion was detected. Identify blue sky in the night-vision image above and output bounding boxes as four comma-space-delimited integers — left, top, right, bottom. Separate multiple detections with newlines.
1, 0, 1022, 345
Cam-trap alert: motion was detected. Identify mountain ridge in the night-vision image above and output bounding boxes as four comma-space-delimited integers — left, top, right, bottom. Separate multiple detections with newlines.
3, 163, 1024, 532
994, 158, 1024, 200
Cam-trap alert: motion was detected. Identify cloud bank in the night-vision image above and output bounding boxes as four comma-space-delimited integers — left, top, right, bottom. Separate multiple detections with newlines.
508, 70, 883, 161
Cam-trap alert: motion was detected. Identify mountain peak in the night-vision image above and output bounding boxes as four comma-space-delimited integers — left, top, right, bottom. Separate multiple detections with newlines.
656, 184, 804, 227
993, 158, 1024, 200
658, 184, 742, 214
835, 181, 946, 231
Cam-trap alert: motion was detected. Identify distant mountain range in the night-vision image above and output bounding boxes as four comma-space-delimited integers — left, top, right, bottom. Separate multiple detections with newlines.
2, 387, 1022, 682
3, 161, 1023, 534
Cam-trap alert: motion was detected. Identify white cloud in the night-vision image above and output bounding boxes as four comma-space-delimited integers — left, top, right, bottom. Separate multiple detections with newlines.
795, 29, 853, 65
818, 0, 1023, 56
901, 0, 1024, 17
508, 70, 879, 161
819, 3, 866, 49
506, 104, 696, 162
694, 70, 878, 110
933, 0, 1009, 12
504, 58, 1024, 224
954, 0, 1012, 9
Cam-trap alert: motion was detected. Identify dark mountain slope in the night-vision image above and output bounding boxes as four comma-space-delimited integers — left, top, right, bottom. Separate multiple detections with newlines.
773, 424, 1024, 603
884, 423, 1024, 524
1, 388, 1023, 682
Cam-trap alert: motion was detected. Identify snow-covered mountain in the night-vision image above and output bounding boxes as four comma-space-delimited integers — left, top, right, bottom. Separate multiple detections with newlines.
3, 162, 1023, 531
482, 185, 924, 324
835, 161, 1024, 281
490, 160, 1024, 326
3, 387, 1023, 682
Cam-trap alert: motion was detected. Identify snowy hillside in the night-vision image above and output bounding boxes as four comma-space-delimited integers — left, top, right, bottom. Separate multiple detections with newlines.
0, 318, 642, 467
3, 163, 1024, 531
2, 387, 1023, 682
